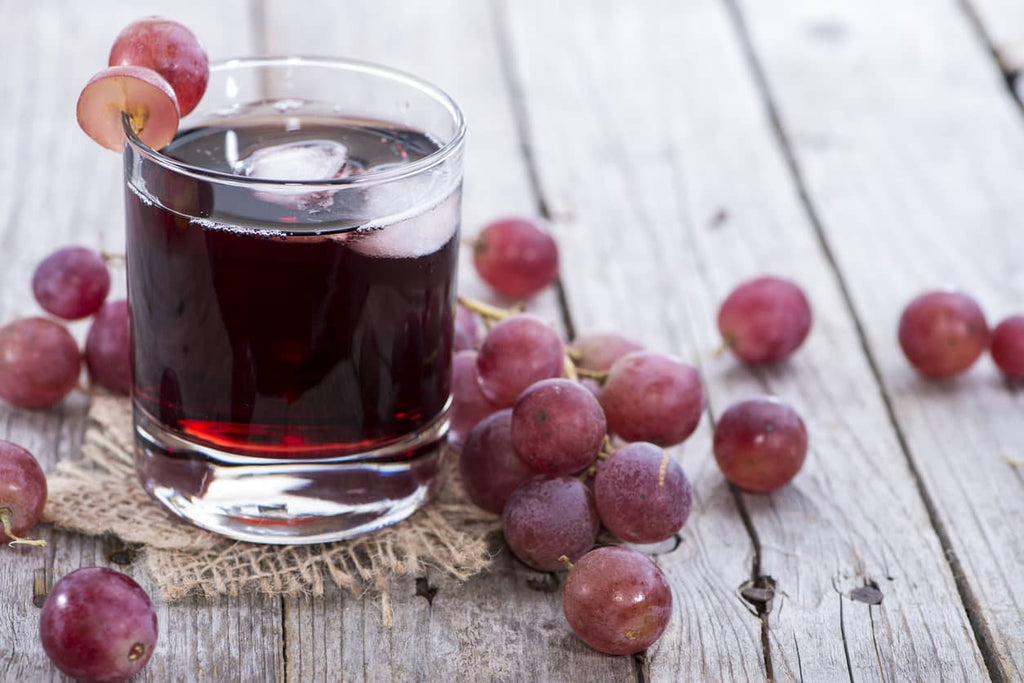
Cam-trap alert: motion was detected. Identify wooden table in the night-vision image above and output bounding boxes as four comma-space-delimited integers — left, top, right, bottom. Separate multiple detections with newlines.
2, 0, 1023, 680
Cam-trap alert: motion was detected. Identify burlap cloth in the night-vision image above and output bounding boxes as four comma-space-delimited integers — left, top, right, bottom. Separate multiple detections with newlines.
42, 394, 498, 623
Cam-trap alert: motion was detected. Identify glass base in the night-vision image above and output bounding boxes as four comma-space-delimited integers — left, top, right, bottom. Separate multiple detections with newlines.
133, 407, 448, 545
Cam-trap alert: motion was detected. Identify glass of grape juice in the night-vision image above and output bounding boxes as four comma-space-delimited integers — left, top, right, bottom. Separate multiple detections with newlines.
123, 57, 465, 544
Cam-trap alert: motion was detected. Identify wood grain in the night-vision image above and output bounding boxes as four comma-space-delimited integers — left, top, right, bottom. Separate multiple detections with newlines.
965, 0, 1024, 77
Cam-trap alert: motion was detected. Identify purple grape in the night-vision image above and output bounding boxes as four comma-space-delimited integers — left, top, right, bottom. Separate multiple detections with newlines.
0, 441, 47, 545
714, 396, 807, 493
562, 546, 673, 655
454, 303, 481, 352
511, 378, 606, 475
31, 246, 111, 321
40, 567, 158, 682
579, 377, 602, 398
991, 315, 1024, 380
717, 276, 812, 364
501, 476, 599, 571
594, 442, 692, 544
473, 217, 559, 299
570, 333, 643, 372
898, 291, 989, 378
459, 409, 535, 514
599, 352, 703, 447
0, 318, 81, 410
476, 314, 565, 407
450, 350, 501, 451
85, 299, 131, 395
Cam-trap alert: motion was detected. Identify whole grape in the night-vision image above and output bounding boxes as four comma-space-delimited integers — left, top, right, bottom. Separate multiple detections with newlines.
0, 318, 81, 410
599, 352, 703, 447
450, 350, 501, 451
717, 276, 812, 364
459, 410, 535, 514
501, 476, 599, 571
32, 247, 111, 321
898, 291, 988, 378
991, 315, 1024, 380
40, 567, 158, 682
86, 299, 131, 395
454, 303, 481, 352
0, 441, 47, 545
713, 396, 807, 493
473, 217, 559, 299
594, 442, 692, 544
569, 333, 643, 372
511, 378, 606, 475
562, 546, 673, 655
476, 314, 565, 407
109, 17, 209, 117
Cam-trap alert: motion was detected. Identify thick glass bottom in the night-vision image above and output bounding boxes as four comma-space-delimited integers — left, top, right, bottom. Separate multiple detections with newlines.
133, 405, 448, 545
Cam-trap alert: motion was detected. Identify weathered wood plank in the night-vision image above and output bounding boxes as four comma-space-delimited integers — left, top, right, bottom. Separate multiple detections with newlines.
0, 3, 285, 680
501, 0, 989, 679
733, 0, 1024, 678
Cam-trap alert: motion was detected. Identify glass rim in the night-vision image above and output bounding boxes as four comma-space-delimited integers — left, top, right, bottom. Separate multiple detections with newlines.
124, 55, 467, 189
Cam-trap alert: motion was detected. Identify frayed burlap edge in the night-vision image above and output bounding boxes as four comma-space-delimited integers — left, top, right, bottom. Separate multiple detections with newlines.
42, 394, 498, 625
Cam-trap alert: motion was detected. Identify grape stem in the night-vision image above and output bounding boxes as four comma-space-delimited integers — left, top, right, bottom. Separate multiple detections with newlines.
558, 555, 574, 571
1003, 453, 1023, 468
563, 355, 579, 382
712, 336, 733, 359
457, 295, 520, 322
574, 367, 608, 381
102, 251, 127, 265
0, 507, 46, 548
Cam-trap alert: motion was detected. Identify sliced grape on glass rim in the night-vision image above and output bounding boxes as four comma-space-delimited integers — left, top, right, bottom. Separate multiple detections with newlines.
77, 65, 180, 151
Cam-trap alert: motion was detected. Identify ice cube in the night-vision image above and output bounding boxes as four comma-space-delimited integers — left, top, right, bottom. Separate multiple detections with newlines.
348, 190, 460, 259
236, 140, 349, 211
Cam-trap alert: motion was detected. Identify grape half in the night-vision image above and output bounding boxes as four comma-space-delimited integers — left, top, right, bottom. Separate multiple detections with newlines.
562, 546, 673, 655
0, 318, 81, 410
713, 396, 807, 493
476, 314, 565, 407
86, 299, 131, 395
511, 378, 606, 475
450, 350, 501, 451
501, 476, 599, 571
473, 217, 559, 299
40, 567, 158, 682
599, 352, 704, 447
32, 247, 111, 321
570, 333, 643, 372
717, 276, 812, 364
0, 441, 47, 546
459, 409, 535, 514
77, 65, 180, 151
594, 442, 692, 544
991, 315, 1024, 380
898, 290, 988, 378
109, 17, 209, 117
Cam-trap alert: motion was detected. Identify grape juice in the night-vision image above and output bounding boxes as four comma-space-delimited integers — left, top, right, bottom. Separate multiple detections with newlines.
126, 117, 460, 459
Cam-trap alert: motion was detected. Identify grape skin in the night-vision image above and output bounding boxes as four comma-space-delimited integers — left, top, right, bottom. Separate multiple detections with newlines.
501, 476, 599, 571
562, 546, 673, 655
569, 333, 643, 372
991, 315, 1024, 380
454, 303, 481, 352
450, 350, 501, 451
717, 276, 812, 364
0, 441, 46, 543
898, 291, 988, 378
473, 217, 559, 299
511, 378, 606, 475
713, 396, 807, 493
109, 17, 209, 117
86, 299, 131, 395
0, 318, 81, 410
459, 410, 535, 514
40, 567, 158, 682
32, 247, 111, 321
476, 314, 565, 407
599, 352, 704, 447
594, 442, 692, 544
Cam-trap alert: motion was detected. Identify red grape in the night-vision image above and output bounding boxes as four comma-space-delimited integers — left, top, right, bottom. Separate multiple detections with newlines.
570, 333, 643, 372
109, 17, 209, 117
599, 352, 704, 447
450, 350, 501, 451
473, 217, 559, 299
77, 65, 180, 151
511, 378, 606, 475
32, 247, 111, 321
713, 396, 807, 493
459, 409, 535, 514
579, 377, 602, 398
476, 314, 565, 407
454, 303, 481, 352
991, 315, 1024, 380
501, 476, 599, 571
40, 567, 158, 682
85, 299, 131, 395
0, 318, 81, 410
717, 276, 812, 364
562, 546, 672, 655
594, 442, 692, 544
898, 291, 989, 378
0, 441, 47, 546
